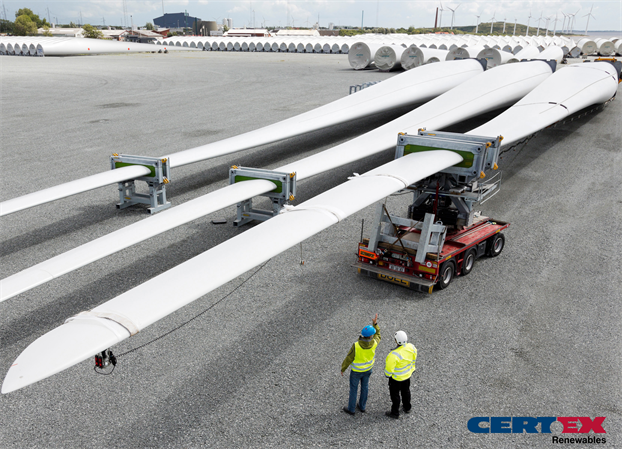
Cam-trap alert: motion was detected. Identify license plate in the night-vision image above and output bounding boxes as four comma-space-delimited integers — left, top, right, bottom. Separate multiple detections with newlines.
379, 274, 410, 287
389, 264, 405, 273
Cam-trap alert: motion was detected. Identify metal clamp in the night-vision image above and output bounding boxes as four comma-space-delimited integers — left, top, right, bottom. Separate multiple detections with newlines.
111, 154, 171, 214
367, 204, 447, 264
395, 131, 504, 228
229, 166, 296, 227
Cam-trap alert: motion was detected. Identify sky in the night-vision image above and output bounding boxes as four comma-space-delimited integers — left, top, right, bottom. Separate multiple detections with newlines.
2, 0, 621, 31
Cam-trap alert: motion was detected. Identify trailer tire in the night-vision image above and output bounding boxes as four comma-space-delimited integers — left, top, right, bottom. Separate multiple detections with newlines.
461, 249, 477, 276
487, 233, 505, 257
437, 260, 456, 290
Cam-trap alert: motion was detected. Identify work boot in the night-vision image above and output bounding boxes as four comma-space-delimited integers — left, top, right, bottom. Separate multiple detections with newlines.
404, 407, 412, 414
385, 411, 399, 419
342, 407, 355, 416
357, 403, 366, 413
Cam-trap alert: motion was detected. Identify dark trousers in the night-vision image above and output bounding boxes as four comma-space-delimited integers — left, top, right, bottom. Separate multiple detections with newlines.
388, 377, 411, 416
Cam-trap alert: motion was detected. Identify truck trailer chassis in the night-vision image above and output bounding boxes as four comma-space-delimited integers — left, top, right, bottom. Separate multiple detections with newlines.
354, 130, 510, 292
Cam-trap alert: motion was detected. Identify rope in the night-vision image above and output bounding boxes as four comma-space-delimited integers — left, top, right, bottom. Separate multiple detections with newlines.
116, 259, 272, 359
94, 364, 116, 375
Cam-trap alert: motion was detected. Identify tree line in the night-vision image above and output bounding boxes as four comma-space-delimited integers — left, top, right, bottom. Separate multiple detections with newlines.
1, 10, 162, 38
339, 23, 576, 37
0, 8, 107, 38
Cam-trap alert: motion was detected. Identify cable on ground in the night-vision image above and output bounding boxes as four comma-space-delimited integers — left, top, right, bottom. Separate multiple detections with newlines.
116, 259, 272, 359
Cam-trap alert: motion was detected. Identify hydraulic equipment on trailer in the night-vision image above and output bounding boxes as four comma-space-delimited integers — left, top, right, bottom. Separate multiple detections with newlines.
353, 130, 510, 292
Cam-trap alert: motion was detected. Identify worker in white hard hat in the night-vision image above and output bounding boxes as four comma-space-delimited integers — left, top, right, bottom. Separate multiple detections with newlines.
341, 313, 381, 415
384, 330, 417, 419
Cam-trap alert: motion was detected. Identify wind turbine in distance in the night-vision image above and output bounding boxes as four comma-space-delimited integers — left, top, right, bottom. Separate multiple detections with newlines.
448, 3, 460, 30
439, 2, 445, 28
513, 17, 517, 36
502, 16, 507, 34
490, 11, 496, 34
475, 14, 481, 33
526, 11, 532, 36
583, 4, 594, 35
536, 12, 543, 36
552, 12, 558, 36
561, 12, 567, 33
570, 8, 580, 32
544, 16, 551, 36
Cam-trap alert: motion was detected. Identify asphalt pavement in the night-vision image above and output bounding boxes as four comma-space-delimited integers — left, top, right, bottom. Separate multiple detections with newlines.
1, 51, 620, 448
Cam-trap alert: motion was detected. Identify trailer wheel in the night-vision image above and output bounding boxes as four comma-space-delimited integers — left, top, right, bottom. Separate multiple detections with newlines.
437, 260, 456, 290
461, 249, 477, 276
487, 233, 505, 257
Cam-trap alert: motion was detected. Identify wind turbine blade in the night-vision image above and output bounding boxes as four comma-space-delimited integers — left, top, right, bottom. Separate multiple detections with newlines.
0, 166, 151, 216
2, 150, 463, 394
1, 60, 485, 303
2, 61, 562, 393
469, 62, 619, 147
2, 61, 551, 393
0, 59, 473, 217
3, 60, 576, 393
1, 62, 557, 304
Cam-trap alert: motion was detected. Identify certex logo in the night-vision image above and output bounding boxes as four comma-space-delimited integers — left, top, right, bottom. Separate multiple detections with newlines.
468, 416, 607, 444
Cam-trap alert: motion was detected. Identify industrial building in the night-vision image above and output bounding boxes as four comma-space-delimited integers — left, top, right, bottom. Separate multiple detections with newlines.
153, 12, 201, 32
195, 21, 219, 36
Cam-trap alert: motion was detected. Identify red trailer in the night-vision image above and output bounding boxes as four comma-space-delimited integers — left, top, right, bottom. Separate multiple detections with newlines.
353, 130, 509, 292
355, 215, 509, 293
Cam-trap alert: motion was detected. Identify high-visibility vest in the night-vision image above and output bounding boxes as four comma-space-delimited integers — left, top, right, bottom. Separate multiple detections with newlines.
384, 343, 417, 381
351, 340, 378, 372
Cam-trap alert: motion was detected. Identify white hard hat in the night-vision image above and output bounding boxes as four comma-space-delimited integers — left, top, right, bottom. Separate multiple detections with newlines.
394, 330, 408, 345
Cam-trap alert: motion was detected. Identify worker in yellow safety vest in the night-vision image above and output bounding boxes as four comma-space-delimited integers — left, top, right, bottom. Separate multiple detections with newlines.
384, 330, 417, 419
341, 313, 381, 415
